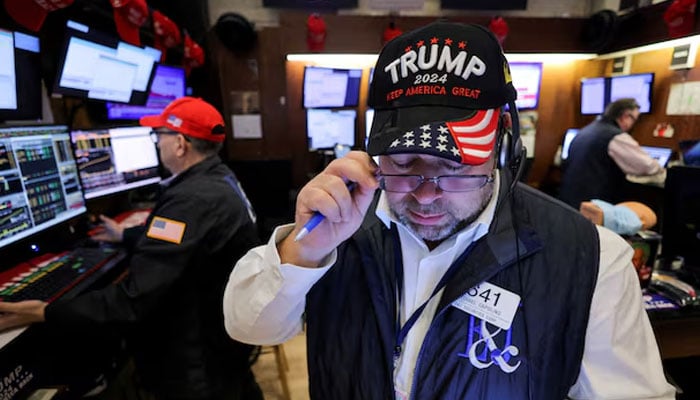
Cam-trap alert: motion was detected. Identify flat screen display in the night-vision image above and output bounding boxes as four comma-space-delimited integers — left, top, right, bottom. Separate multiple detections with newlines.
307, 109, 356, 150
509, 62, 543, 110
303, 66, 362, 108
662, 166, 700, 267
0, 125, 86, 250
0, 30, 42, 121
54, 20, 161, 105
609, 73, 653, 113
580, 77, 609, 115
561, 128, 579, 161
680, 139, 700, 167
640, 145, 673, 167
71, 126, 160, 199
106, 64, 186, 120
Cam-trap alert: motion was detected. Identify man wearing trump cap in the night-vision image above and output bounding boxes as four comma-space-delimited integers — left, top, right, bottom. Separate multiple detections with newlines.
223, 22, 674, 399
0, 97, 263, 400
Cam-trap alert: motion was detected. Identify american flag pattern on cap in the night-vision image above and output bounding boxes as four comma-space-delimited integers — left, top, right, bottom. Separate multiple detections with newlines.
384, 107, 500, 165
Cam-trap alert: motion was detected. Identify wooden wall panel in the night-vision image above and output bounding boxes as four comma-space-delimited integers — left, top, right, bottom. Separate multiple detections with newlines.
216, 11, 700, 196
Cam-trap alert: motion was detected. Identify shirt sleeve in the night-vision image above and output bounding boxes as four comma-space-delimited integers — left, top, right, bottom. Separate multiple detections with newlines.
608, 133, 663, 176
223, 224, 336, 345
568, 226, 676, 399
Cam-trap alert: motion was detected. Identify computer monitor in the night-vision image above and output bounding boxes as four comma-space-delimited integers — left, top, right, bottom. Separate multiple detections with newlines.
0, 30, 42, 121
609, 73, 653, 114
661, 166, 700, 267
640, 145, 673, 167
509, 62, 543, 110
580, 77, 609, 115
71, 126, 160, 199
306, 109, 356, 150
106, 64, 186, 120
0, 125, 86, 251
679, 139, 700, 167
303, 66, 362, 108
560, 128, 579, 161
365, 108, 374, 145
53, 20, 161, 104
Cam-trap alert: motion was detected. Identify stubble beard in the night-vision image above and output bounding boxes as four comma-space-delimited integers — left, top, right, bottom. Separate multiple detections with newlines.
391, 183, 495, 244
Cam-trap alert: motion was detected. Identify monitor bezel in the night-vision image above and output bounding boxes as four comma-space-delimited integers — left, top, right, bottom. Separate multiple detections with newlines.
52, 21, 159, 105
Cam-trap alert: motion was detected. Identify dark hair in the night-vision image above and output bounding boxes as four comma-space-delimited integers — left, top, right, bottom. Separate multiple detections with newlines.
189, 136, 223, 156
603, 98, 640, 120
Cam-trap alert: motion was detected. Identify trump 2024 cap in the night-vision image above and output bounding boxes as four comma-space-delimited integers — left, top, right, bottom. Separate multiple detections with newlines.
367, 21, 517, 165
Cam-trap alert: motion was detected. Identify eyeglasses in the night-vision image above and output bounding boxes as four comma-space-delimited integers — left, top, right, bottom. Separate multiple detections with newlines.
625, 113, 638, 123
150, 129, 190, 143
378, 173, 494, 192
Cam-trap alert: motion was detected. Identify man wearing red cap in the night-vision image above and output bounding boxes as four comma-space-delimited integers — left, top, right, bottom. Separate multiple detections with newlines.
223, 22, 674, 399
0, 97, 263, 400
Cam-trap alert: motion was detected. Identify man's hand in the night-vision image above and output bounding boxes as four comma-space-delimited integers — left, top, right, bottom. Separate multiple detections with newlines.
0, 300, 47, 332
91, 214, 125, 243
280, 151, 379, 267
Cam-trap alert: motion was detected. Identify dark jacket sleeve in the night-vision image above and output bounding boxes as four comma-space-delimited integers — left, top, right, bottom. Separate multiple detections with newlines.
45, 190, 248, 327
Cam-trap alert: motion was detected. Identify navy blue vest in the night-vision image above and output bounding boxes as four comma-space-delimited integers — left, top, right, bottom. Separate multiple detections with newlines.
305, 182, 599, 400
559, 117, 626, 208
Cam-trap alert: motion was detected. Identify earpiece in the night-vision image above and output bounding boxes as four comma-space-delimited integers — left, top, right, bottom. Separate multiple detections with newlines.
496, 104, 525, 184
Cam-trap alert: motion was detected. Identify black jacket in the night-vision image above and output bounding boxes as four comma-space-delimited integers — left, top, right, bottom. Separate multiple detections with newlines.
559, 116, 626, 208
47, 156, 260, 399
305, 179, 600, 399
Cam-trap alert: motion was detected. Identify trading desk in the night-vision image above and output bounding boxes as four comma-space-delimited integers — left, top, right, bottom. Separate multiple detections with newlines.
0, 247, 128, 400
649, 307, 700, 360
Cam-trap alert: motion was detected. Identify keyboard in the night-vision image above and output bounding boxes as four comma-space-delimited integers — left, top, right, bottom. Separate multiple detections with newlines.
0, 246, 121, 303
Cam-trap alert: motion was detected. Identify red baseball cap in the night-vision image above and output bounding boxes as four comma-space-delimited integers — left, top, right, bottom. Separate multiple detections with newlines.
3, 0, 74, 32
110, 0, 149, 46
140, 97, 226, 143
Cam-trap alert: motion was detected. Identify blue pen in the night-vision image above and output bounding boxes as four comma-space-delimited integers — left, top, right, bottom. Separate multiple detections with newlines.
294, 181, 358, 241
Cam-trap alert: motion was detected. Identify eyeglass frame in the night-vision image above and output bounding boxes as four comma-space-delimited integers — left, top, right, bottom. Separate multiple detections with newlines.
150, 128, 191, 144
377, 172, 495, 193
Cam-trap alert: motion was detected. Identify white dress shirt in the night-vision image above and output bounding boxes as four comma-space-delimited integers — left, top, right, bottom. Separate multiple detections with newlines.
223, 180, 675, 399
608, 132, 664, 176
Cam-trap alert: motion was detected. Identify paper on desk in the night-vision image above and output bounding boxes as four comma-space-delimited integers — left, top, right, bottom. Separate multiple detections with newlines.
0, 326, 27, 349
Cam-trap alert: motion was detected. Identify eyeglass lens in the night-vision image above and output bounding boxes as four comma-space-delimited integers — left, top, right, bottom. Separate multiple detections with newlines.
378, 174, 491, 192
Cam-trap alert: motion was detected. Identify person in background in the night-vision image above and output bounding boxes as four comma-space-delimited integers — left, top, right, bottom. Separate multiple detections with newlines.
559, 97, 664, 209
222, 22, 675, 399
0, 97, 263, 400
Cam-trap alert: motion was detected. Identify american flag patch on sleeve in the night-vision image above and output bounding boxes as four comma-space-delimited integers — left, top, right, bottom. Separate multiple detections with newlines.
147, 216, 186, 244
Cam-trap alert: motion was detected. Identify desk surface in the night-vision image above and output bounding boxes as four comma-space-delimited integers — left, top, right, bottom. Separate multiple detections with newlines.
649, 307, 700, 359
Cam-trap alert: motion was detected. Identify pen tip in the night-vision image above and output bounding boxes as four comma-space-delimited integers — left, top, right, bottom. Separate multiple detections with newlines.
294, 228, 309, 242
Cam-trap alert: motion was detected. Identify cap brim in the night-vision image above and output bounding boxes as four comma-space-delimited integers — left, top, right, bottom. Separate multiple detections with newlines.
140, 114, 165, 127
4, 0, 49, 31
114, 9, 141, 46
367, 105, 478, 156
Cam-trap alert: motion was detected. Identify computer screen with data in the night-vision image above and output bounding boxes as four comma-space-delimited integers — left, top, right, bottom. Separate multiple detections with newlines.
54, 20, 161, 104
303, 66, 362, 108
71, 126, 160, 199
106, 64, 186, 120
0, 125, 86, 250
0, 29, 42, 121
307, 109, 356, 150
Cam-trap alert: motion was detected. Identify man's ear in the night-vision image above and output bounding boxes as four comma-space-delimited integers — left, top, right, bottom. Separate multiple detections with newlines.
176, 134, 189, 157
